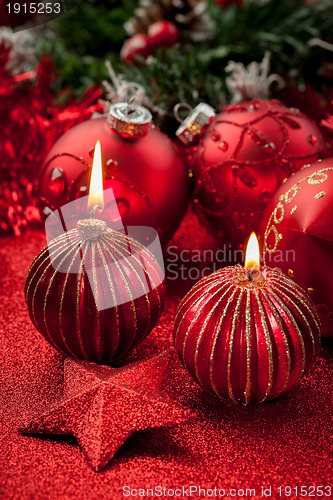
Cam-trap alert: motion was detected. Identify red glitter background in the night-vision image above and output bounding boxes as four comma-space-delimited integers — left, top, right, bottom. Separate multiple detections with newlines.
0, 209, 332, 498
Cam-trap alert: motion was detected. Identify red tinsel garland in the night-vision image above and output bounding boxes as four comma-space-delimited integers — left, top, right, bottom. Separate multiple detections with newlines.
0, 44, 104, 236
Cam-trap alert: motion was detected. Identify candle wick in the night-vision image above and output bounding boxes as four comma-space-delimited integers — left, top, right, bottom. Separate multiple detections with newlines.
248, 269, 254, 282
89, 204, 101, 220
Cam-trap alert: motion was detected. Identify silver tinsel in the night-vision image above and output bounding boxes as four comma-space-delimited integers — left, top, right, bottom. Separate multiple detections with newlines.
0, 27, 37, 75
225, 52, 284, 103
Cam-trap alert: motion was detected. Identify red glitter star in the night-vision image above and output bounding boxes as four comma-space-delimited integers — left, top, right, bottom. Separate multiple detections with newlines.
20, 349, 194, 471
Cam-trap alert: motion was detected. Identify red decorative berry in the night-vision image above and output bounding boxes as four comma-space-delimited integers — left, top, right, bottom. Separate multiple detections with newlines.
120, 34, 152, 64
148, 21, 179, 49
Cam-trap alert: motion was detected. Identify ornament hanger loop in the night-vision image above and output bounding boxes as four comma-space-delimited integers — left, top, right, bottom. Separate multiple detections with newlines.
126, 83, 144, 106
174, 102, 215, 145
174, 103, 194, 124
126, 96, 137, 116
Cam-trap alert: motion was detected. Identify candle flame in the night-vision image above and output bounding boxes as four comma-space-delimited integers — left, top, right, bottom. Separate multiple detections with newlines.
88, 140, 104, 212
245, 232, 260, 268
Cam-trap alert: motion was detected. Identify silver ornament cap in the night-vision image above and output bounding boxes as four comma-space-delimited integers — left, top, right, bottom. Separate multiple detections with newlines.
175, 103, 215, 145
107, 101, 152, 139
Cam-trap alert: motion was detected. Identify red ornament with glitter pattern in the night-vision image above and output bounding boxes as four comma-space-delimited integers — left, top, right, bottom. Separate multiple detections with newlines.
191, 99, 329, 246
260, 158, 333, 338
173, 266, 320, 404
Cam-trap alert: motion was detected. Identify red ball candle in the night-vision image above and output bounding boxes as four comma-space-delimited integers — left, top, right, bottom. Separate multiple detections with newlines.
173, 233, 321, 404
26, 142, 166, 363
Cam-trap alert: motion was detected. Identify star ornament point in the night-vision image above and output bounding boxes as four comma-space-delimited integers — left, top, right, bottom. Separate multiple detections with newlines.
20, 349, 194, 471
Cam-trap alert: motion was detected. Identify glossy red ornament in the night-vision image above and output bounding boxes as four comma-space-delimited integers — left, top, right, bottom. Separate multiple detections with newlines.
38, 104, 188, 246
120, 34, 152, 64
192, 99, 328, 246
173, 266, 320, 404
260, 158, 333, 338
25, 222, 166, 363
148, 21, 179, 48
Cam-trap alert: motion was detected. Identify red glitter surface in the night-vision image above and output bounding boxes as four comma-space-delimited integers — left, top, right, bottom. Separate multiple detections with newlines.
0, 209, 333, 498
21, 351, 194, 472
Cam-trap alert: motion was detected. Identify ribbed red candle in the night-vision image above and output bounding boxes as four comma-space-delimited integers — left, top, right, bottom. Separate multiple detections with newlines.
173, 266, 320, 404
25, 225, 165, 363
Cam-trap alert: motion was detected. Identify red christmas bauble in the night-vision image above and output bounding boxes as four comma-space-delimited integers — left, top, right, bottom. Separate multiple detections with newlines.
148, 21, 179, 48
120, 34, 152, 64
173, 266, 320, 404
38, 103, 188, 246
25, 221, 165, 363
192, 99, 328, 246
260, 158, 333, 338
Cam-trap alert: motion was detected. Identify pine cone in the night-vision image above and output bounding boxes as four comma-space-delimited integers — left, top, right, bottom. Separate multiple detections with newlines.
125, 0, 214, 42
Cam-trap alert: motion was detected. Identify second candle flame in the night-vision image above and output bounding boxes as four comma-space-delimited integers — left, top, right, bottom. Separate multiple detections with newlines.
88, 140, 104, 212
245, 232, 260, 269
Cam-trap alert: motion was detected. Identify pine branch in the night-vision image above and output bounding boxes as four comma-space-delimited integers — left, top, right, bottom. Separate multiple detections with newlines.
37, 0, 333, 132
